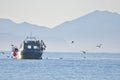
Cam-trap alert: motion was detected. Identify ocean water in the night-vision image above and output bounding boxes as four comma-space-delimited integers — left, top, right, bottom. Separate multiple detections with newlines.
0, 52, 120, 80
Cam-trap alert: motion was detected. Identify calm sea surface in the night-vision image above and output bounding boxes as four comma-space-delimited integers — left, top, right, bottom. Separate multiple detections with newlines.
0, 52, 120, 80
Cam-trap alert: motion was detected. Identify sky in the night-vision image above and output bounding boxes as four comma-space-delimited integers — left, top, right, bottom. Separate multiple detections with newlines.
0, 0, 120, 28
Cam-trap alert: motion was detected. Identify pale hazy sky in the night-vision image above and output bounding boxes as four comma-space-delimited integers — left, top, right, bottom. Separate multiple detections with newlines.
0, 0, 120, 28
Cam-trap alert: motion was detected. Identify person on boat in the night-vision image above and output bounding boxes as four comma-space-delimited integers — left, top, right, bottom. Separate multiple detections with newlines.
11, 44, 18, 57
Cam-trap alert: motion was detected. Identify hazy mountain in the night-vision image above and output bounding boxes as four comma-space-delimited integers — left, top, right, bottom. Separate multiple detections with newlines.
0, 10, 120, 52
53, 10, 120, 40
0, 18, 51, 36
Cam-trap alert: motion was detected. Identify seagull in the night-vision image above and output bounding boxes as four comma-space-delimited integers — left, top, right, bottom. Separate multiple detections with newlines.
71, 41, 74, 44
0, 52, 5, 55
11, 44, 14, 47
82, 51, 86, 54
81, 50, 88, 54
6, 56, 10, 58
96, 44, 103, 48
81, 50, 87, 59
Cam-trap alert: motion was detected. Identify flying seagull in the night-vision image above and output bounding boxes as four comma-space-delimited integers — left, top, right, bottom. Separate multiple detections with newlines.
71, 41, 74, 44
96, 44, 103, 48
0, 51, 5, 55
81, 50, 88, 59
82, 51, 86, 54
81, 50, 88, 54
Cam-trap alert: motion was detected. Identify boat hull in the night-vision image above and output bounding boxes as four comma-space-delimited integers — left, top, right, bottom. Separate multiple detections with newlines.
19, 51, 43, 59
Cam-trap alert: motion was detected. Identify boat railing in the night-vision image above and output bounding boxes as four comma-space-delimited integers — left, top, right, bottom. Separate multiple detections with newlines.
24, 36, 38, 42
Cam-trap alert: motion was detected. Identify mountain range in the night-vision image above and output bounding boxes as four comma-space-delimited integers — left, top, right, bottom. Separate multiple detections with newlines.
0, 10, 120, 52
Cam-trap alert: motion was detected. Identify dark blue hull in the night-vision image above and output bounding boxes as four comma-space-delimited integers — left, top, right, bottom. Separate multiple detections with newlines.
20, 51, 43, 59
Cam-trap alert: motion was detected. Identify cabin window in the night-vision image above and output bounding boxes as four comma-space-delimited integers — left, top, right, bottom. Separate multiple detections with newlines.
27, 45, 32, 49
33, 46, 39, 49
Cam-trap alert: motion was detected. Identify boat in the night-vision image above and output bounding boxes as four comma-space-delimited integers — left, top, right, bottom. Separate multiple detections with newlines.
11, 36, 46, 59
